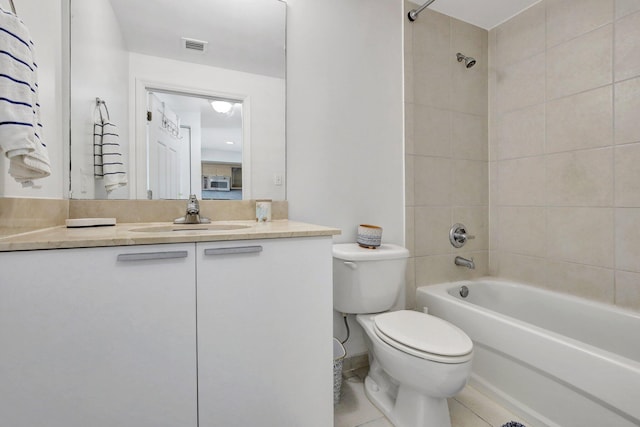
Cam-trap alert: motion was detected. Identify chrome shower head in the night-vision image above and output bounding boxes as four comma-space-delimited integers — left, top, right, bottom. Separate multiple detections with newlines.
456, 52, 476, 69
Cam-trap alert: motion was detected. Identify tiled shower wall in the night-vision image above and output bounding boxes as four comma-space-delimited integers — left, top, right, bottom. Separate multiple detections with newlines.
404, 2, 489, 309
406, 0, 640, 313
489, 0, 640, 311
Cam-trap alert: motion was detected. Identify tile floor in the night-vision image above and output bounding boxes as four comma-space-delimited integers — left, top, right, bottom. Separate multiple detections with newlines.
334, 368, 530, 427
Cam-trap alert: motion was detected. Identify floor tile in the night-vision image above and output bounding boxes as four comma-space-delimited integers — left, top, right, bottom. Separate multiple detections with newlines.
334, 376, 385, 427
335, 379, 530, 427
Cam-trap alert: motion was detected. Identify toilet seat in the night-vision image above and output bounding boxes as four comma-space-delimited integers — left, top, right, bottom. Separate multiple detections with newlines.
373, 310, 473, 364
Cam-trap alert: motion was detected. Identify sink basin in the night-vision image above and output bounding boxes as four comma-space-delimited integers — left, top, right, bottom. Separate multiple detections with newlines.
131, 223, 252, 233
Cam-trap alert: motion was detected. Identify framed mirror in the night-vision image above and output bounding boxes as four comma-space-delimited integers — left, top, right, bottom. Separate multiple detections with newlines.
69, 0, 286, 200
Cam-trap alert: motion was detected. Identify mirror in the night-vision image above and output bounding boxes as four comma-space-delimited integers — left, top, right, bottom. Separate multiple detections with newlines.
69, 0, 286, 200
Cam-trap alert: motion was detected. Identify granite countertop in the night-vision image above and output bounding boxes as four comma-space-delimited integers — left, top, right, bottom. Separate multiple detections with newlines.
0, 220, 341, 252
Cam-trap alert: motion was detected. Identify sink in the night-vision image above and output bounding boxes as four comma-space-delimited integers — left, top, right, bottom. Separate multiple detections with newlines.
130, 223, 252, 233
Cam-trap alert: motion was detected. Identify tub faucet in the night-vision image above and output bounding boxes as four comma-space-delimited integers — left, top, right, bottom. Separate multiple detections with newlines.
454, 256, 475, 270
174, 195, 211, 224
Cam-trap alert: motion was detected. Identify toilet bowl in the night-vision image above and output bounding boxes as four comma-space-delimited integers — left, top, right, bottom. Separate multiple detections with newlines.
357, 311, 472, 427
332, 243, 473, 427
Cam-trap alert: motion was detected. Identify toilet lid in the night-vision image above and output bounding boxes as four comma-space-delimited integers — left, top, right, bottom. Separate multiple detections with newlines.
374, 310, 473, 363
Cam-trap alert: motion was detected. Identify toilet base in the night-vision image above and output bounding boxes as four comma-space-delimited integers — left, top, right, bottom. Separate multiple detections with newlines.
364, 374, 451, 427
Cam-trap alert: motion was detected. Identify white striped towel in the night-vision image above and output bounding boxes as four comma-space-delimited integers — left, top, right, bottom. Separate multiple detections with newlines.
0, 7, 51, 186
95, 120, 127, 193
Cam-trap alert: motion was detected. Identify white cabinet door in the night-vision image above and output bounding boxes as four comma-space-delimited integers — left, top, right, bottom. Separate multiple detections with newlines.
196, 237, 334, 427
0, 244, 198, 427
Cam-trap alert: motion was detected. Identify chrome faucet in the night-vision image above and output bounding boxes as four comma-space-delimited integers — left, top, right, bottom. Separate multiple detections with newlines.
174, 195, 211, 224
454, 256, 475, 270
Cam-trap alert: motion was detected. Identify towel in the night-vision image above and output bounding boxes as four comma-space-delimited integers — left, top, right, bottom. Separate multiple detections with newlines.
0, 7, 51, 186
94, 119, 127, 193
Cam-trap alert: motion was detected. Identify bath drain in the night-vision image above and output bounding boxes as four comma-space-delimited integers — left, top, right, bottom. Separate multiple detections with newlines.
459, 285, 469, 298
501, 422, 526, 427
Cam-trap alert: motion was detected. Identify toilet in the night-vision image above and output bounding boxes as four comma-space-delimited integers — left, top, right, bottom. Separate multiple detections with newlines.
333, 243, 473, 427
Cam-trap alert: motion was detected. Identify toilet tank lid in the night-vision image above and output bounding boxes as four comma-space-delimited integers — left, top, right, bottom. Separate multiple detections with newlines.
333, 243, 409, 261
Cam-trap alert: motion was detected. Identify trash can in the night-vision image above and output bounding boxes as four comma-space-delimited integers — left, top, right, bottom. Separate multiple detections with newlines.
333, 338, 346, 404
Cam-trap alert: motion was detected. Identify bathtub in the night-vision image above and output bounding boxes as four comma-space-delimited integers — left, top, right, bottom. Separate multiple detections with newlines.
416, 278, 640, 427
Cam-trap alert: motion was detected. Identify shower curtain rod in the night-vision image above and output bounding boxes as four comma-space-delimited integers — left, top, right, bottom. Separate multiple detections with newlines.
408, 0, 436, 21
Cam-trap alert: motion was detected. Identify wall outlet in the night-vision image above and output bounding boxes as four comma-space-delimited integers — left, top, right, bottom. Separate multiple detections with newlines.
274, 174, 283, 186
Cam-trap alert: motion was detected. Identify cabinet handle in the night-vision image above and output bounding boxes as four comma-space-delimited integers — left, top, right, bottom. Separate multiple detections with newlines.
204, 245, 263, 256
117, 251, 189, 262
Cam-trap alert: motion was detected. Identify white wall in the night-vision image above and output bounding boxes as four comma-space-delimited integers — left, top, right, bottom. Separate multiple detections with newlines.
286, 0, 405, 355
128, 53, 285, 201
69, 0, 129, 200
286, 0, 405, 245
0, 0, 64, 198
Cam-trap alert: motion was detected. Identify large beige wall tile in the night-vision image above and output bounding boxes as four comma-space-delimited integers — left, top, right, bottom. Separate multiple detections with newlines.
615, 76, 640, 144
498, 207, 546, 257
615, 269, 640, 310
546, 86, 613, 152
405, 257, 416, 309
452, 160, 488, 206
451, 19, 488, 116
405, 102, 415, 155
414, 206, 452, 256
405, 206, 415, 254
413, 105, 451, 157
413, 53, 451, 108
498, 104, 545, 159
405, 49, 414, 104
615, 208, 640, 272
544, 260, 615, 303
615, 10, 640, 81
412, 10, 451, 109
452, 112, 487, 161
495, 252, 547, 287
405, 154, 415, 207
546, 25, 613, 100
452, 205, 489, 253
412, 9, 450, 58
452, 61, 488, 116
495, 1, 545, 68
547, 207, 614, 267
545, 148, 614, 206
546, 0, 614, 48
414, 156, 451, 206
415, 251, 488, 286
615, 143, 640, 207
616, 0, 640, 18
496, 53, 546, 113
497, 156, 546, 206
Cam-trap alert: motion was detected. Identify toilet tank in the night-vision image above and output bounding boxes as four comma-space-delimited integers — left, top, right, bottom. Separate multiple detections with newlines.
333, 243, 410, 314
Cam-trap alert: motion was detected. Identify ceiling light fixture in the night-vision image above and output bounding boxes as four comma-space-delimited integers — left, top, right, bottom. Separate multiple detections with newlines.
211, 100, 233, 114
225, 141, 235, 145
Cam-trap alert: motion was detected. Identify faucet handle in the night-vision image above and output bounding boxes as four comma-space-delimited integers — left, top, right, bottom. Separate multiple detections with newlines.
186, 194, 199, 214
449, 223, 475, 248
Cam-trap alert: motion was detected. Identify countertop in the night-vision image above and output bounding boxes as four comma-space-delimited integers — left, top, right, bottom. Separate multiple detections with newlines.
0, 220, 341, 252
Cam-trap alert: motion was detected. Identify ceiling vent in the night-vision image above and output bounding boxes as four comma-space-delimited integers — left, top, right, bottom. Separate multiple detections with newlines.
182, 37, 208, 53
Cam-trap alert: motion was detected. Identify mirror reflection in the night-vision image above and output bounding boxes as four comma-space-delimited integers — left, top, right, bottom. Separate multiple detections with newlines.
69, 0, 286, 200
148, 90, 244, 200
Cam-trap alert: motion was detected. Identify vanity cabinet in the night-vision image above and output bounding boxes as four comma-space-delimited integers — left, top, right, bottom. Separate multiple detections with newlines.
0, 243, 198, 427
0, 236, 333, 427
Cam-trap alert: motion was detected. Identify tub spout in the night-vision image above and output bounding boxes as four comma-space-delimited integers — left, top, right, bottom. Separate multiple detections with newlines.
454, 256, 475, 269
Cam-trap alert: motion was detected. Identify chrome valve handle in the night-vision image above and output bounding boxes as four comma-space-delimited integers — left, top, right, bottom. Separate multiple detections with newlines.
449, 223, 475, 248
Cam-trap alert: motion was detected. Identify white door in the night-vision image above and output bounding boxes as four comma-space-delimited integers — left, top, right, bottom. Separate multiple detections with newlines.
147, 93, 185, 199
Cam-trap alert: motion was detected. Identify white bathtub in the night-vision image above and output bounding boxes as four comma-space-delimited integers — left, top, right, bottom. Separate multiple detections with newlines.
416, 278, 640, 427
